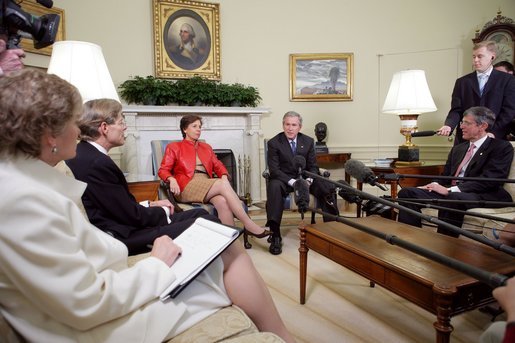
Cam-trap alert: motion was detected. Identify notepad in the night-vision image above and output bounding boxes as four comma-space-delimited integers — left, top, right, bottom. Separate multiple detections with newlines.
159, 217, 242, 301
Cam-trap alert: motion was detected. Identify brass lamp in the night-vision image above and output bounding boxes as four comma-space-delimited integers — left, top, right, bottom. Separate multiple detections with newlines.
382, 70, 436, 165
47, 41, 120, 102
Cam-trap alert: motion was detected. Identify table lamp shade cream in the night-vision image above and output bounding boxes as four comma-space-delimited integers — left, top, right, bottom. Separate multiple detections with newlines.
382, 70, 436, 114
382, 70, 436, 164
47, 41, 120, 102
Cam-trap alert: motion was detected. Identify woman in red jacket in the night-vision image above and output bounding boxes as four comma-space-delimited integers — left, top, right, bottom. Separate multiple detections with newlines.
158, 115, 269, 238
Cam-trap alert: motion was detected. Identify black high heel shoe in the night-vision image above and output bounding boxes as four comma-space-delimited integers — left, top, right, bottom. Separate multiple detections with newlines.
244, 227, 271, 238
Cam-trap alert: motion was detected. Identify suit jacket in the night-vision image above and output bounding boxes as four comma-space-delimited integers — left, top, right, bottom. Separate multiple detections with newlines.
445, 69, 515, 144
66, 141, 167, 238
0, 156, 229, 343
158, 139, 228, 191
267, 132, 319, 184
441, 137, 513, 201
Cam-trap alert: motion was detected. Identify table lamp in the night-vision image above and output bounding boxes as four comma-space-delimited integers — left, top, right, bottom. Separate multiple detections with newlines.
47, 41, 120, 102
382, 69, 436, 165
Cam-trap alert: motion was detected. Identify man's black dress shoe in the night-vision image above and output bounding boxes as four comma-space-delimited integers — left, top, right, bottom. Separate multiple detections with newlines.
269, 236, 282, 255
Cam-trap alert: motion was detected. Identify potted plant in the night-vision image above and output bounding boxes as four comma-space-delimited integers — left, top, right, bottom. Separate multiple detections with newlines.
118, 75, 262, 107
118, 76, 176, 106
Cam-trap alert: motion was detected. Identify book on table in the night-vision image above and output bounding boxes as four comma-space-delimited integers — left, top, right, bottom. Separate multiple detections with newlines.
160, 217, 242, 301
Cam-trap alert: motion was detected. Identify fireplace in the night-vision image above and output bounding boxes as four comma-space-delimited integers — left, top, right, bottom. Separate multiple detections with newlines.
121, 105, 269, 201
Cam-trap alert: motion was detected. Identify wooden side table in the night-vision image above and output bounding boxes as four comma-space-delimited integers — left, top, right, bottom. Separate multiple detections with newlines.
127, 179, 160, 203
356, 163, 445, 217
315, 152, 351, 183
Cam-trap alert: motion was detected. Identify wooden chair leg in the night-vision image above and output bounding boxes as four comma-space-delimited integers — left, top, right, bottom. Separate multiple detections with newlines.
243, 229, 252, 249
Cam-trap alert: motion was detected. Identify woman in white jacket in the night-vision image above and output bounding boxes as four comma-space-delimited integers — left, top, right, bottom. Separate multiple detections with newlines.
0, 69, 294, 343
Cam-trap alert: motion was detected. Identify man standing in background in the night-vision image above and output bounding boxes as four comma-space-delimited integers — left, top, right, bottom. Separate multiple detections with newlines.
438, 41, 515, 144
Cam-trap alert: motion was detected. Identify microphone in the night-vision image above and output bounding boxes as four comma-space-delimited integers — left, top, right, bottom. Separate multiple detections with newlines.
336, 179, 362, 204
301, 169, 515, 257
293, 155, 306, 178
36, 0, 54, 8
344, 160, 388, 191
411, 130, 437, 137
293, 178, 310, 214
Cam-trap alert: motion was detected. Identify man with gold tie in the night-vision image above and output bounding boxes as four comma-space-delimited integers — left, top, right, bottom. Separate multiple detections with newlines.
398, 106, 513, 237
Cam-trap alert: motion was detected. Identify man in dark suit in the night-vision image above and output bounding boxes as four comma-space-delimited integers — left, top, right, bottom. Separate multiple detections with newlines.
66, 99, 218, 255
438, 41, 515, 145
265, 111, 339, 254
398, 106, 514, 237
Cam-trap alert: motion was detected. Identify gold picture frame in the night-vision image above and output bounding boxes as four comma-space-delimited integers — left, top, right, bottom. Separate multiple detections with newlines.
19, 0, 65, 56
290, 53, 353, 102
153, 0, 221, 80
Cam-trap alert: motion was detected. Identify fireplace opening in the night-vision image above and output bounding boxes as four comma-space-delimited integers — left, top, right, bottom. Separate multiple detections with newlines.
213, 149, 237, 192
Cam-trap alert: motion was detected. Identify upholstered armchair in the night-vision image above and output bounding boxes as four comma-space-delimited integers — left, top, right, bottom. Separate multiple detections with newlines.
150, 140, 254, 248
261, 139, 332, 242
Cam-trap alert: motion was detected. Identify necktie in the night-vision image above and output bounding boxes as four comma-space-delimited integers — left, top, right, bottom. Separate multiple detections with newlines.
452, 143, 475, 185
290, 140, 296, 154
478, 74, 488, 96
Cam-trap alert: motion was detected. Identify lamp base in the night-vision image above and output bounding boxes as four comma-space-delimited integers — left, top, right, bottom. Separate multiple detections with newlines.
398, 145, 419, 162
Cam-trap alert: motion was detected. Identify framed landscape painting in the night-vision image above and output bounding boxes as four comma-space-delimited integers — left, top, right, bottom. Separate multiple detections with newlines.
290, 53, 353, 102
153, 0, 221, 80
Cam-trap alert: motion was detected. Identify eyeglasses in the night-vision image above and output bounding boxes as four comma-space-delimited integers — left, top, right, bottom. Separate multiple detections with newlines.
459, 120, 476, 127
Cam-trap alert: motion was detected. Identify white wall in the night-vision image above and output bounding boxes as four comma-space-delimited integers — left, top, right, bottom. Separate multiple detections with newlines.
26, 0, 515, 165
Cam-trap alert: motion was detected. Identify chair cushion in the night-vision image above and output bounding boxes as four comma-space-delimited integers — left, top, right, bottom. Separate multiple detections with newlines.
166, 305, 258, 343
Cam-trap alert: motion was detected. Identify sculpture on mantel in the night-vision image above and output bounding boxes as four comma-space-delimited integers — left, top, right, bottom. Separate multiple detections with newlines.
314, 122, 329, 154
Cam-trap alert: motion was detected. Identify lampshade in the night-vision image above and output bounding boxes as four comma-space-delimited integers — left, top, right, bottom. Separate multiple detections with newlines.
382, 70, 436, 114
47, 41, 120, 103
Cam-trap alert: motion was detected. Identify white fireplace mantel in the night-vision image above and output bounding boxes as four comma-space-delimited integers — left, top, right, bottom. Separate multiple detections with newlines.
121, 105, 270, 201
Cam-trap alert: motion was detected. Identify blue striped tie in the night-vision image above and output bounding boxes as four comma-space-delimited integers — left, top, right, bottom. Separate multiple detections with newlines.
290, 140, 296, 154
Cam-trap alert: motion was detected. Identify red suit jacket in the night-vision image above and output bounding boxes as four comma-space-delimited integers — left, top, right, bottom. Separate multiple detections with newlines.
158, 139, 228, 191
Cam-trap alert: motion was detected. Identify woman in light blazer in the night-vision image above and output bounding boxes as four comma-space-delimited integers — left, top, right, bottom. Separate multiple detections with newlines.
0, 69, 294, 343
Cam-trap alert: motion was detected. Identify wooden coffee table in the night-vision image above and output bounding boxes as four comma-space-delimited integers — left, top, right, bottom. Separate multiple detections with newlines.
299, 216, 515, 343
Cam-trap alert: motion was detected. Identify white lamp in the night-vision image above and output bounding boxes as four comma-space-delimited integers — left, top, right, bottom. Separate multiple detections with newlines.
47, 41, 120, 103
382, 69, 436, 164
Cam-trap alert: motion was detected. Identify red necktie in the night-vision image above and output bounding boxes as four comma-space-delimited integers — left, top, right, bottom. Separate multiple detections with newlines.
452, 143, 475, 186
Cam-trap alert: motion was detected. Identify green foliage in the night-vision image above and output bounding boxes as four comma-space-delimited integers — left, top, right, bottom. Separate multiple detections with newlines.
118, 76, 176, 106
118, 76, 261, 107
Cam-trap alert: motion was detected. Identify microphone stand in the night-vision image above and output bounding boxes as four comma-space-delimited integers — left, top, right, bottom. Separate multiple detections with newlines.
306, 207, 509, 288
302, 170, 515, 257
394, 199, 515, 225
383, 173, 515, 184
395, 198, 515, 207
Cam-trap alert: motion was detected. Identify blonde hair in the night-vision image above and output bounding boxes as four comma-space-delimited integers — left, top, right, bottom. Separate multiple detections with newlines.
79, 98, 123, 141
0, 69, 82, 157
473, 40, 497, 55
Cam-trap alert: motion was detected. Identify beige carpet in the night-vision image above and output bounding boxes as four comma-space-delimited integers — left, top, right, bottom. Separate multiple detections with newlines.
240, 210, 503, 343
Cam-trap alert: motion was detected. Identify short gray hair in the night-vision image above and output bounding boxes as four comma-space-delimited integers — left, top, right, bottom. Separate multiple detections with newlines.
282, 111, 303, 125
463, 106, 495, 130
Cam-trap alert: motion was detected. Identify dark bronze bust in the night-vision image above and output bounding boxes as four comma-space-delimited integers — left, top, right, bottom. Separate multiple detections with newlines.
314, 122, 328, 153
